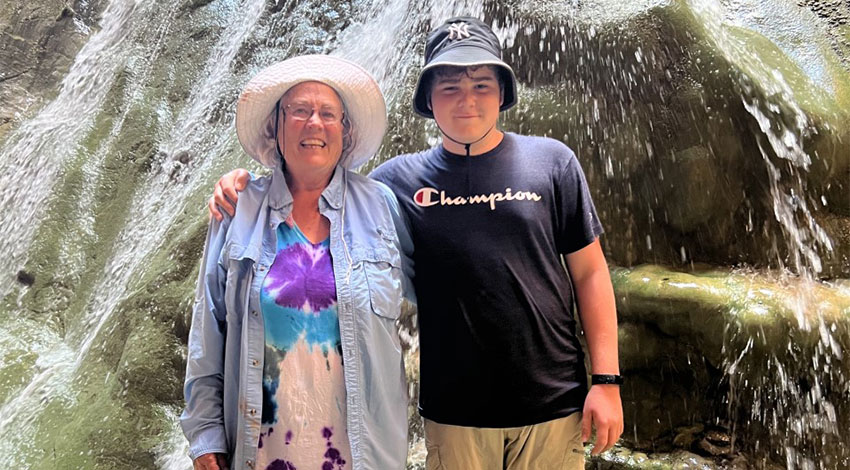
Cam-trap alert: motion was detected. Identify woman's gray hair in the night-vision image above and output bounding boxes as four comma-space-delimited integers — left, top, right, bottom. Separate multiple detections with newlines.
337, 103, 358, 169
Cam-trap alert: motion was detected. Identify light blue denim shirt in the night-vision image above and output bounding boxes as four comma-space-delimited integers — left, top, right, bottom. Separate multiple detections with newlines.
181, 163, 415, 470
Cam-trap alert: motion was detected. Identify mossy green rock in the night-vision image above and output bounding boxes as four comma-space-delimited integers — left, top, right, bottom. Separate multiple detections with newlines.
613, 264, 850, 466
491, 0, 850, 276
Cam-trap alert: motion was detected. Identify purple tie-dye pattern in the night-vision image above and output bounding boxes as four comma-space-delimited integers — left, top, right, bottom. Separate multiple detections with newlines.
321, 427, 347, 470
264, 242, 336, 312
258, 427, 277, 449
285, 429, 292, 445
266, 460, 296, 470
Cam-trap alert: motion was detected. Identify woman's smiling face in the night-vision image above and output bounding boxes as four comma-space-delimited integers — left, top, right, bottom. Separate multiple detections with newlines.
277, 81, 345, 176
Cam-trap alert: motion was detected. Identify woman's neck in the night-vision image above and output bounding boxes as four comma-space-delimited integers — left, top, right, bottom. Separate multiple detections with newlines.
284, 167, 333, 244
285, 166, 334, 193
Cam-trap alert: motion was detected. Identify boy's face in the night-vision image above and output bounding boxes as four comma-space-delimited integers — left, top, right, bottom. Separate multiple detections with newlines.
429, 66, 503, 144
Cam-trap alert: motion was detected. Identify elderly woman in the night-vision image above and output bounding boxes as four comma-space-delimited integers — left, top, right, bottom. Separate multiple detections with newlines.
181, 55, 414, 470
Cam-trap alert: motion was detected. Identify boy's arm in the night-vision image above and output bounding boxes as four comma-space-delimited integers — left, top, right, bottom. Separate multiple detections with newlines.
564, 238, 623, 455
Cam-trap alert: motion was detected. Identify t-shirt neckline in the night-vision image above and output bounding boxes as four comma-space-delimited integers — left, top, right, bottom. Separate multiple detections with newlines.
438, 132, 512, 161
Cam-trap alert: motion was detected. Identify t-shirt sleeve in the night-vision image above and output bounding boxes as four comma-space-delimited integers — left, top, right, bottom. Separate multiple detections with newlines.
368, 159, 393, 187
557, 152, 604, 254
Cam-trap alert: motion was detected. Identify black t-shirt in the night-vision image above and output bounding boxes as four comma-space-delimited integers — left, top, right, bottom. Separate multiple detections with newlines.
370, 132, 604, 427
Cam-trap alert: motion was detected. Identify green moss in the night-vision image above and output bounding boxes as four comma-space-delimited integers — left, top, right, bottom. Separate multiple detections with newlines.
0, 349, 38, 404
18, 214, 210, 469
612, 264, 850, 463
30, 376, 164, 470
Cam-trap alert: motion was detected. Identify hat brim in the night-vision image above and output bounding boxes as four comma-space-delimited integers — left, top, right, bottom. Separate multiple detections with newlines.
236, 55, 387, 169
412, 45, 518, 118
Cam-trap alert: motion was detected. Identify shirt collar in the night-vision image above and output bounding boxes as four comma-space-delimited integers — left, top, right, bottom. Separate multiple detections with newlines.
269, 163, 344, 211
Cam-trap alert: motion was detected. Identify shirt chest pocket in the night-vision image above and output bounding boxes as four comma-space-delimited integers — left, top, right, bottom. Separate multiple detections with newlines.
350, 233, 402, 320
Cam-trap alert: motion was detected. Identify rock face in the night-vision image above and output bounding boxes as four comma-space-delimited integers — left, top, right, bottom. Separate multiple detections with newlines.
489, 0, 850, 277
613, 265, 850, 468
0, 1, 107, 140
0, 0, 848, 469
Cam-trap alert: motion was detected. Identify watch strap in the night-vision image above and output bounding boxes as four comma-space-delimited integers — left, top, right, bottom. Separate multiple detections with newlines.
591, 374, 624, 385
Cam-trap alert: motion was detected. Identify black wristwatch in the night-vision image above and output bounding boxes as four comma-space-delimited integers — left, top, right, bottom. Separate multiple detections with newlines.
591, 374, 624, 385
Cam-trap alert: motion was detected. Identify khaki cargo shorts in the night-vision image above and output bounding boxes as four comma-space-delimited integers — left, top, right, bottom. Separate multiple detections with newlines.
424, 413, 585, 470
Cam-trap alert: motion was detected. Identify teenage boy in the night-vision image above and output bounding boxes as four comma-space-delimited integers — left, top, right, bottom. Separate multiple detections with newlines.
210, 17, 623, 469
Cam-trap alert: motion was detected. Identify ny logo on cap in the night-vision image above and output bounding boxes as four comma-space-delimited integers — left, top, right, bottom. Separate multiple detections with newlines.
448, 22, 471, 40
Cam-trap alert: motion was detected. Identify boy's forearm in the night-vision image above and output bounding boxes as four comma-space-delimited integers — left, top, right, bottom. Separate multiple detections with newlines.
574, 268, 619, 375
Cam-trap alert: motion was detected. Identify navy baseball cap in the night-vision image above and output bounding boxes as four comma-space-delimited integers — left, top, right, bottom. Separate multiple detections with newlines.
413, 16, 518, 118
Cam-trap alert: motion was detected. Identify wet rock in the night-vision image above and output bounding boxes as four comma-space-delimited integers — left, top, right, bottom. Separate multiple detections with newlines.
489, 0, 850, 276
672, 424, 704, 449
815, 211, 850, 278
653, 145, 743, 234
613, 264, 850, 465
183, 0, 216, 11
57, 5, 75, 20
175, 149, 191, 164
28, 282, 73, 315
698, 430, 732, 456
589, 445, 732, 469
0, 1, 97, 140
15, 270, 35, 286
798, 0, 850, 68
3, 0, 849, 468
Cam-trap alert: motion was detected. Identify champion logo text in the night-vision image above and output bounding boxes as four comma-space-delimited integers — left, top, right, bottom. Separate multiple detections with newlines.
413, 187, 542, 210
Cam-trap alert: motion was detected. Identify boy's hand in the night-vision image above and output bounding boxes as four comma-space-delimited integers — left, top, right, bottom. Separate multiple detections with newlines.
208, 169, 250, 221
581, 384, 624, 455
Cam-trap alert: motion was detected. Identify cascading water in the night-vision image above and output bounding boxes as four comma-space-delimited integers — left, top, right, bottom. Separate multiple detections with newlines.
687, 2, 846, 468
0, 0, 847, 469
0, 0, 141, 300
488, 0, 848, 468
0, 0, 267, 466
0, 0, 169, 465
73, 0, 266, 369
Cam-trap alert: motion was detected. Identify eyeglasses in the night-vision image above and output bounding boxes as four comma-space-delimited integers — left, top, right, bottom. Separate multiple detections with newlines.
283, 103, 344, 124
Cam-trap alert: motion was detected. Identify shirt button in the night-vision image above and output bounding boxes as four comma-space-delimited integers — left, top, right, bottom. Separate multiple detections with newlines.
246, 460, 254, 469
249, 408, 257, 416
258, 265, 266, 272
251, 310, 258, 317
252, 359, 259, 367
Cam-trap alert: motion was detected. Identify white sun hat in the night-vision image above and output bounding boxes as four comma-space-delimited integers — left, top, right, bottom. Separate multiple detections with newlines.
235, 55, 387, 169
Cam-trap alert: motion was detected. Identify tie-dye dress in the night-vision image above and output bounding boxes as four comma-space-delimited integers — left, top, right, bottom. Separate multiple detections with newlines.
257, 218, 351, 470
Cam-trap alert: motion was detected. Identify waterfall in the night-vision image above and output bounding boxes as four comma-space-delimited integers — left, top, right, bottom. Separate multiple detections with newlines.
690, 0, 834, 278
73, 0, 266, 368
0, 0, 265, 466
0, 0, 155, 464
0, 0, 141, 300
0, 0, 847, 468
334, 0, 486, 97
690, 2, 843, 468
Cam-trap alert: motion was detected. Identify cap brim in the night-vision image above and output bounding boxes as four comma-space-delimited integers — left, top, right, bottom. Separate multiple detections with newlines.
412, 46, 518, 118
